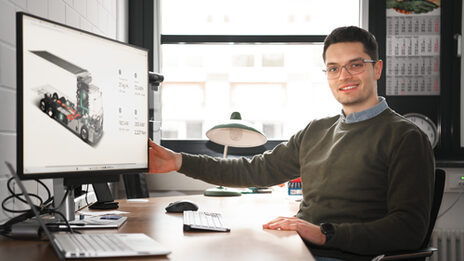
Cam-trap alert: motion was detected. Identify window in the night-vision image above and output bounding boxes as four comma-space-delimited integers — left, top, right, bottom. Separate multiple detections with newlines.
159, 0, 361, 140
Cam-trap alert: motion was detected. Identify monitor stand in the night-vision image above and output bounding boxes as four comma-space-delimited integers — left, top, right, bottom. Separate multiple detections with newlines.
52, 179, 124, 229
53, 178, 77, 221
88, 183, 119, 210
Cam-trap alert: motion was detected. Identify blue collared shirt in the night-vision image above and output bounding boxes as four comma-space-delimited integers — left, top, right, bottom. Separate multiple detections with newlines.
340, 96, 388, 124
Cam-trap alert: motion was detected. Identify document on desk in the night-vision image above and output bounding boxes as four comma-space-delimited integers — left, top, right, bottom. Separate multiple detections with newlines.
127, 198, 150, 202
59, 215, 128, 229
78, 210, 129, 216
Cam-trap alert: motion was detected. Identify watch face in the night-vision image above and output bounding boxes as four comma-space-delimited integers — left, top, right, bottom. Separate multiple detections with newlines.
404, 113, 439, 148
320, 223, 335, 236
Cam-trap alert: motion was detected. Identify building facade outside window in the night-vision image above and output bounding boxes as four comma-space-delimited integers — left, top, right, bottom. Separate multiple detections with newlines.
160, 0, 361, 140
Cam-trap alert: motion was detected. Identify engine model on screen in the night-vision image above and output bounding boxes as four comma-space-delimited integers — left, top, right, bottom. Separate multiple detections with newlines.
32, 51, 103, 145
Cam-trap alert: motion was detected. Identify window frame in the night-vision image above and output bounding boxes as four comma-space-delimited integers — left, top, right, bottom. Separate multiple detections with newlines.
160, 37, 335, 156
130, 0, 368, 156
160, 36, 329, 142
161, 35, 326, 44
157, 1, 365, 155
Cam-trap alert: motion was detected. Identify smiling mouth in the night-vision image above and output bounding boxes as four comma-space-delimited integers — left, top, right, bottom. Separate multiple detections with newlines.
339, 85, 358, 91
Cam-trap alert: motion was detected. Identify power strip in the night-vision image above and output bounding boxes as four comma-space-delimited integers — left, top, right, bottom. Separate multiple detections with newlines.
444, 168, 464, 192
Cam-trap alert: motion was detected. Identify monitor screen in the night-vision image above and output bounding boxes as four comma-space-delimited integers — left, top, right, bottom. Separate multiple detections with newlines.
17, 12, 149, 179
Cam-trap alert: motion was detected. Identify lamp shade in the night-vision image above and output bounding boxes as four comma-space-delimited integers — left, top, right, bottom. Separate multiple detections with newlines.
206, 112, 267, 148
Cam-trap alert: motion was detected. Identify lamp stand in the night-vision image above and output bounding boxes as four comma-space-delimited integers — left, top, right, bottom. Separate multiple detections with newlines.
203, 145, 242, 197
223, 145, 228, 158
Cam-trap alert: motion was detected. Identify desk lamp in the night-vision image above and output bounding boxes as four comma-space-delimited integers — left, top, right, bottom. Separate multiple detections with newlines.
205, 112, 267, 196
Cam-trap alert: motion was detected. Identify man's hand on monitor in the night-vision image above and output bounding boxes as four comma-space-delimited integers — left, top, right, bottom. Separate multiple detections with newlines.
148, 139, 182, 174
262, 216, 326, 246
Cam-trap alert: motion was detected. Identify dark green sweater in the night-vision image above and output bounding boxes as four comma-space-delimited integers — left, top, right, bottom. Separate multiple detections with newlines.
179, 108, 434, 258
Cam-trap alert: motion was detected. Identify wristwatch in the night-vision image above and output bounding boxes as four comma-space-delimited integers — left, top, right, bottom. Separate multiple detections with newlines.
320, 223, 335, 243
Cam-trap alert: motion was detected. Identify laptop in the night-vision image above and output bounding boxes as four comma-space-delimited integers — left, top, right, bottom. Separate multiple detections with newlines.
5, 162, 171, 260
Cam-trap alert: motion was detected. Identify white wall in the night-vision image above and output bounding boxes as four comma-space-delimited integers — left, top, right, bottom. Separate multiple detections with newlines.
0, 0, 127, 224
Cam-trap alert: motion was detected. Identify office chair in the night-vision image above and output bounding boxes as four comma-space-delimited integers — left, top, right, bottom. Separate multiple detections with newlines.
372, 168, 446, 261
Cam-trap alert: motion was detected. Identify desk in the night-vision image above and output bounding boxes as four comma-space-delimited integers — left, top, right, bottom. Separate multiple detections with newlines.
0, 194, 314, 260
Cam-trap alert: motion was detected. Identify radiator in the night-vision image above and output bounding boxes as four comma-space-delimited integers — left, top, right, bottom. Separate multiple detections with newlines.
429, 229, 464, 261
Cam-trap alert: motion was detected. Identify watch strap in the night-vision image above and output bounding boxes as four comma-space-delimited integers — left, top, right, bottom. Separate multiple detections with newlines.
320, 223, 335, 244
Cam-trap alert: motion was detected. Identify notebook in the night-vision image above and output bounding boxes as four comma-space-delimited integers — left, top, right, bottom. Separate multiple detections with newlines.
5, 161, 171, 260
64, 215, 128, 229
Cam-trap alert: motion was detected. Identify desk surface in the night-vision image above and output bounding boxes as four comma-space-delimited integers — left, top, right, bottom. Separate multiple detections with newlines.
0, 193, 314, 261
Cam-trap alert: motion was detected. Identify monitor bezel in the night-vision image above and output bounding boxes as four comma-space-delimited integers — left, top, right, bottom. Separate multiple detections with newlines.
16, 12, 150, 180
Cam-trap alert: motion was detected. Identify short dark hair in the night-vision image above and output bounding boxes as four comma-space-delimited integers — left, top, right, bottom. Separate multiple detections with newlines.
323, 26, 379, 62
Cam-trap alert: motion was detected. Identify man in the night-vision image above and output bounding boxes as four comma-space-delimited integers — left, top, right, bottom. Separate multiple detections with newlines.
148, 26, 434, 261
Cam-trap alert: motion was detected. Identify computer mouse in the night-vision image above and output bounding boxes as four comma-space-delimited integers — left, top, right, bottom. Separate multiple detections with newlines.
165, 200, 199, 213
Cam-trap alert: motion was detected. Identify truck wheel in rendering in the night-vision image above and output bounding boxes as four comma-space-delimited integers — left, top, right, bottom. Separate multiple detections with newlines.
80, 127, 89, 141
46, 106, 54, 118
39, 99, 46, 112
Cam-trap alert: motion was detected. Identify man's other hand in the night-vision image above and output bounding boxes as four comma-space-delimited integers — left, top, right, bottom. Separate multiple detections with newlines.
263, 216, 327, 246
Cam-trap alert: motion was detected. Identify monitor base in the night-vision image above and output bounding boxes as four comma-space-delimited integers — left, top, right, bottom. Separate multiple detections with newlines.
89, 201, 119, 210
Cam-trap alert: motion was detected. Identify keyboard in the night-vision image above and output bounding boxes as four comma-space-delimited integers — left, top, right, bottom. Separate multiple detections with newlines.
53, 232, 171, 258
183, 211, 230, 232
56, 233, 132, 253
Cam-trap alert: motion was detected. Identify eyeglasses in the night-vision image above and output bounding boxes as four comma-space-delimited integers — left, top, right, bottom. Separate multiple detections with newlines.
323, 59, 377, 79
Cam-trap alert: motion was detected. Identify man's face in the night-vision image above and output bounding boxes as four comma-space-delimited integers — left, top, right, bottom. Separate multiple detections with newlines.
324, 42, 383, 114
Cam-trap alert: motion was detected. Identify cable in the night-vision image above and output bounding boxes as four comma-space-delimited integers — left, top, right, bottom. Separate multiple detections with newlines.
6, 177, 42, 207
1, 177, 77, 236
85, 184, 90, 207
2, 193, 43, 213
0, 208, 39, 238
42, 208, 76, 234
35, 178, 52, 202
1, 177, 53, 213
0, 208, 36, 230
1, 176, 69, 213
437, 191, 463, 219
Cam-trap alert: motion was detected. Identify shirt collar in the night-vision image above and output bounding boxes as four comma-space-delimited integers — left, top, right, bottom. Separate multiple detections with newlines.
340, 96, 388, 124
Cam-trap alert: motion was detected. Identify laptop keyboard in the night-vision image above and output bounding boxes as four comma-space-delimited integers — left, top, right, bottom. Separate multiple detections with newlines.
183, 211, 230, 232
56, 233, 130, 253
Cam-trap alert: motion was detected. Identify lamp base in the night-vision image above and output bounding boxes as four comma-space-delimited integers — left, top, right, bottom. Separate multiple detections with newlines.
241, 187, 272, 194
204, 186, 242, 197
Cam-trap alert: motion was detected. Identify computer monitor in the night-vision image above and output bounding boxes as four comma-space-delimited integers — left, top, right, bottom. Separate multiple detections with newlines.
16, 12, 149, 217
